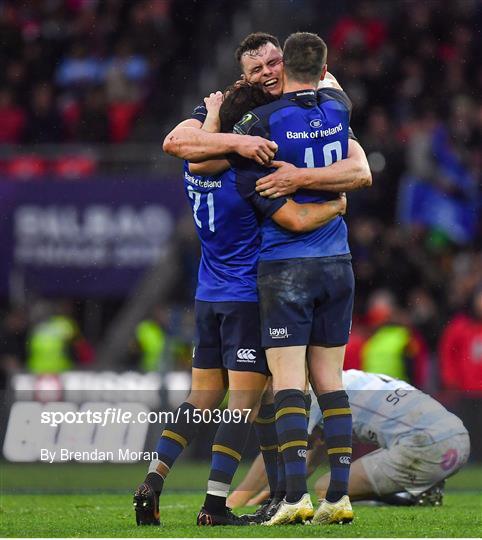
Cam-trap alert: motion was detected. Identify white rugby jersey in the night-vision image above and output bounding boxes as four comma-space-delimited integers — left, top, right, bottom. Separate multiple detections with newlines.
308, 370, 467, 448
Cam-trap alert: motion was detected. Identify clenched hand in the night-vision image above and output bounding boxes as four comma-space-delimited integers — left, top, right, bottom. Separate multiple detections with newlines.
204, 91, 224, 114
237, 137, 278, 165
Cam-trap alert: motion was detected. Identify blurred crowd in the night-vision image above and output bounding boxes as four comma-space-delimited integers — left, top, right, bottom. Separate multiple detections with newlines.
0, 0, 221, 145
331, 1, 481, 240
0, 1, 481, 395
0, 299, 195, 389
324, 0, 482, 392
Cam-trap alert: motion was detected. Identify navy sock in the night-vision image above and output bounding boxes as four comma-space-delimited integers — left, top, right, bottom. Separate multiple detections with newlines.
317, 390, 352, 503
145, 402, 200, 495
204, 416, 252, 513
274, 389, 308, 503
274, 450, 286, 500
254, 403, 278, 498
304, 393, 312, 428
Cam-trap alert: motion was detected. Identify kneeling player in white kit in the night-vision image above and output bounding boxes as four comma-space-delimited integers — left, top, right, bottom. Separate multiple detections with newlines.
229, 370, 470, 508
309, 370, 470, 506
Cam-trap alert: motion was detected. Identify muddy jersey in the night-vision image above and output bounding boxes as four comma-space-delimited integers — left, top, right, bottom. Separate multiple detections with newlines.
233, 88, 351, 261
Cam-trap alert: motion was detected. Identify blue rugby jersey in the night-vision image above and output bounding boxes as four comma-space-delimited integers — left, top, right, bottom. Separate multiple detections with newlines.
233, 88, 352, 261
183, 162, 262, 302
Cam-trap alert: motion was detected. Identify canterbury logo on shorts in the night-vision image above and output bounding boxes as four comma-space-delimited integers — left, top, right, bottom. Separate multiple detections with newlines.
236, 349, 256, 362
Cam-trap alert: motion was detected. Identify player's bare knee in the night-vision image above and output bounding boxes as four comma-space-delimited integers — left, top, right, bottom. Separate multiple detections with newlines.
186, 390, 224, 411
268, 349, 306, 392
308, 345, 346, 394
227, 389, 264, 415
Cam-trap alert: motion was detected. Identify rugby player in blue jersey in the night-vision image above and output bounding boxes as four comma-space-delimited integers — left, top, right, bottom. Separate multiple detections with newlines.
166, 33, 371, 197
134, 82, 349, 527
231, 33, 361, 525
140, 32, 371, 528
191, 85, 352, 527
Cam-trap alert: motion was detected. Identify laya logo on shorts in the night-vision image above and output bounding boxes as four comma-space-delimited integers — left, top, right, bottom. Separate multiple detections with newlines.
269, 327, 291, 339
236, 349, 256, 362
297, 449, 307, 458
339, 456, 351, 465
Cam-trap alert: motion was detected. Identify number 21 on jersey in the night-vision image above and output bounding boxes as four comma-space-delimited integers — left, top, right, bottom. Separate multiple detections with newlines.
187, 186, 215, 232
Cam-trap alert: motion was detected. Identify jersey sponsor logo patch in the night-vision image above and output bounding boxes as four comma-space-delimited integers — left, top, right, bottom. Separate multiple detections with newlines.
297, 448, 307, 458
310, 119, 323, 128
233, 112, 260, 135
339, 455, 351, 465
286, 122, 343, 140
269, 327, 291, 339
185, 170, 222, 188
236, 348, 257, 362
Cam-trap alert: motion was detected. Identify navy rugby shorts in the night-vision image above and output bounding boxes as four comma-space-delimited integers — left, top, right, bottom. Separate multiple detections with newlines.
193, 300, 268, 374
257, 255, 354, 349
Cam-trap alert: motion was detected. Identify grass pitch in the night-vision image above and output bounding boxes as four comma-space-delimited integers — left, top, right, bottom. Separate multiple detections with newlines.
0, 462, 481, 537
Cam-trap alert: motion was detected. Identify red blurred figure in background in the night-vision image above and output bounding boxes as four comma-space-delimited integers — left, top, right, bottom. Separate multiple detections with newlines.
0, 88, 25, 143
439, 284, 482, 459
330, 0, 387, 53
439, 286, 482, 393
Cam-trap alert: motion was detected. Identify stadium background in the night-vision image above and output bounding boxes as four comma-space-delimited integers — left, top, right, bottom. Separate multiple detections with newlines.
0, 0, 481, 509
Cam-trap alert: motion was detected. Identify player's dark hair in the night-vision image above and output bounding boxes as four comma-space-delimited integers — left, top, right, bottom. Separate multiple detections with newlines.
219, 82, 276, 133
235, 32, 281, 64
283, 32, 327, 85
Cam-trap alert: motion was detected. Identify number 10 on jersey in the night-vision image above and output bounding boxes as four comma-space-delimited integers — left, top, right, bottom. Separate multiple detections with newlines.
304, 141, 342, 167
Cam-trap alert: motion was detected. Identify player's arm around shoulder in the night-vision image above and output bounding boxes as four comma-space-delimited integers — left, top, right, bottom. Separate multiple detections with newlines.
163, 125, 276, 164
163, 105, 277, 165
188, 92, 230, 175
255, 138, 371, 198
272, 193, 347, 233
344, 138, 372, 189
254, 72, 370, 198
